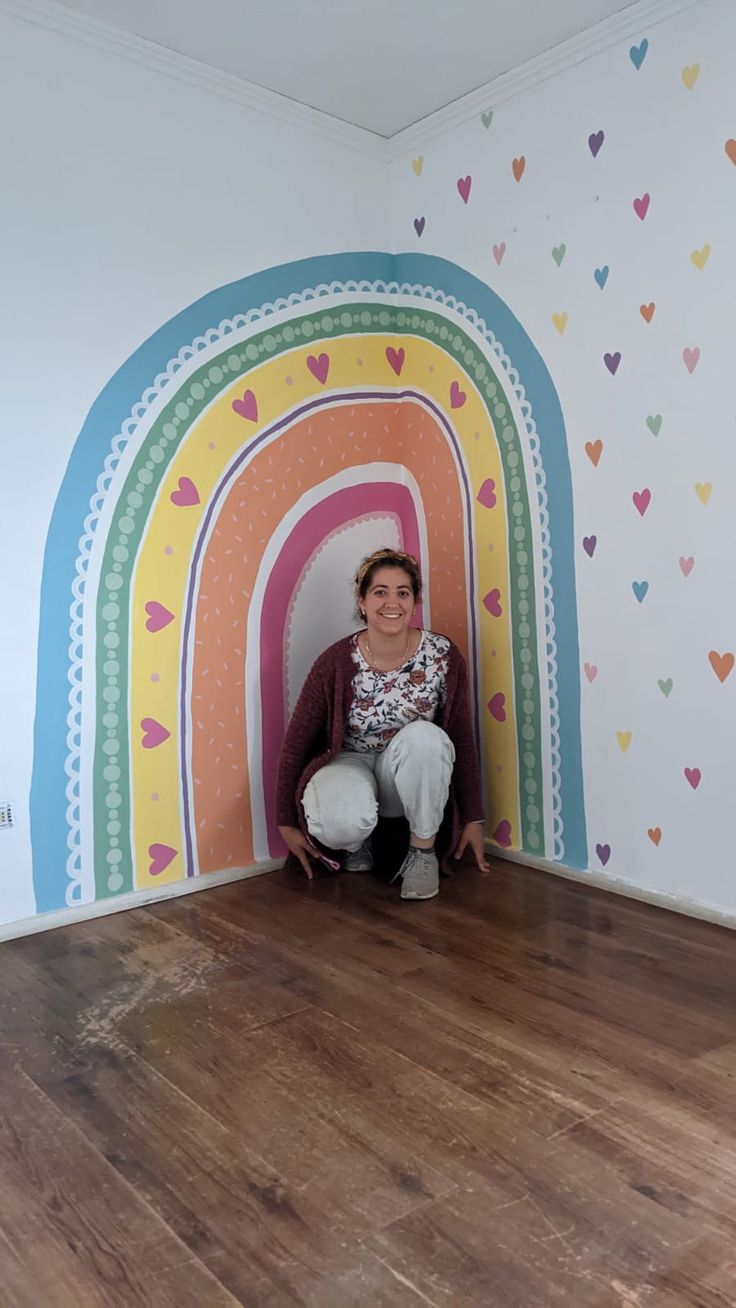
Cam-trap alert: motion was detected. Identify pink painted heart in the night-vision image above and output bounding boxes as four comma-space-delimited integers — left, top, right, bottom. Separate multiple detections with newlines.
145, 601, 174, 633
386, 346, 405, 376
148, 843, 177, 876
141, 717, 171, 749
684, 767, 701, 790
679, 556, 694, 577
604, 351, 621, 375
493, 819, 512, 847
450, 380, 466, 409
231, 388, 258, 421
170, 477, 200, 507
457, 174, 472, 204
493, 242, 506, 265
476, 478, 497, 508
682, 346, 700, 374
413, 216, 426, 237
633, 488, 651, 516
584, 662, 598, 683
487, 692, 506, 722
307, 353, 330, 384
483, 588, 502, 617
633, 193, 650, 220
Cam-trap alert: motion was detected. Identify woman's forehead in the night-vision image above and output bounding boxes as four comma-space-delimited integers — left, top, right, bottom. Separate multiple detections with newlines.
367, 567, 414, 589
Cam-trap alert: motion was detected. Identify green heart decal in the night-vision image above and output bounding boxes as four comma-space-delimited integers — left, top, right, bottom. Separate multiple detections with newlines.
552, 244, 566, 266
657, 677, 673, 698
481, 109, 494, 129
646, 414, 662, 436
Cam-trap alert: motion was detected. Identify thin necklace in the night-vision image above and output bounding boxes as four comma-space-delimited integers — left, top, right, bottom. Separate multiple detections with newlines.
362, 630, 414, 672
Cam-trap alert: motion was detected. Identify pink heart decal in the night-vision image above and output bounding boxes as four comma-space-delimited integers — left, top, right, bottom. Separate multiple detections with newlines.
141, 717, 171, 749
682, 346, 700, 374
684, 767, 701, 790
170, 477, 200, 507
483, 588, 502, 617
633, 193, 650, 220
148, 843, 177, 876
493, 242, 506, 265
476, 479, 497, 508
493, 819, 512, 847
679, 556, 695, 577
450, 381, 467, 409
307, 353, 330, 385
386, 346, 405, 376
145, 601, 175, 633
633, 488, 651, 516
457, 175, 472, 204
584, 662, 598, 683
231, 388, 258, 421
487, 692, 506, 722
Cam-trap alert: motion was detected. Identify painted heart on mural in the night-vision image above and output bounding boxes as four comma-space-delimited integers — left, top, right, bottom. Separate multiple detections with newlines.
646, 414, 662, 435
682, 347, 700, 373
481, 109, 494, 128
307, 353, 330, 384
695, 482, 712, 505
691, 244, 711, 269
170, 477, 200, 507
413, 216, 426, 237
632, 580, 649, 603
493, 242, 506, 265
450, 380, 467, 409
487, 693, 506, 722
584, 662, 598, 683
482, 588, 503, 617
512, 156, 525, 182
596, 842, 611, 866
633, 488, 651, 516
148, 843, 177, 875
630, 39, 648, 69
588, 129, 605, 157
725, 139, 736, 165
616, 731, 632, 753
412, 156, 423, 175
231, 388, 258, 421
585, 439, 603, 466
657, 677, 673, 697
457, 175, 472, 204
633, 193, 650, 220
684, 767, 702, 790
141, 718, 171, 749
647, 827, 662, 846
594, 266, 609, 290
552, 311, 568, 334
679, 556, 695, 577
476, 479, 497, 508
583, 535, 597, 557
493, 819, 512, 847
709, 650, 735, 683
552, 244, 566, 266
681, 64, 700, 88
640, 302, 655, 322
385, 346, 405, 376
145, 601, 175, 633
604, 351, 621, 375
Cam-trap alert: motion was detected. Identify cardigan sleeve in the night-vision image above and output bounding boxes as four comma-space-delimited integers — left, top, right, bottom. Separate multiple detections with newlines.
444, 645, 485, 824
275, 654, 332, 827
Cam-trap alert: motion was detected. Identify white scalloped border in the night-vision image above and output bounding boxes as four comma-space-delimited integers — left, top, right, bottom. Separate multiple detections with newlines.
65, 276, 564, 903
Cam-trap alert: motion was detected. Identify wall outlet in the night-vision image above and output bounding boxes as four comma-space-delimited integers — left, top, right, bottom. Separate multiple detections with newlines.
0, 802, 15, 830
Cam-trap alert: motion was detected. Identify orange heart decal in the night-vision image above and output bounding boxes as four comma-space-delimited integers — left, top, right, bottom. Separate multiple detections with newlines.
725, 139, 736, 166
709, 650, 735, 683
585, 439, 603, 467
512, 156, 526, 182
640, 302, 655, 323
647, 828, 662, 846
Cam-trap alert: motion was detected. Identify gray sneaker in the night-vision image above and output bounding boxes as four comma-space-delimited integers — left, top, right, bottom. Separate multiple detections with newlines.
343, 837, 373, 872
396, 847, 439, 900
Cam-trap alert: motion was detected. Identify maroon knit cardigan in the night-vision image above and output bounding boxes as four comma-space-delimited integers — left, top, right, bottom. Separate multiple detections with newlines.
276, 633, 485, 869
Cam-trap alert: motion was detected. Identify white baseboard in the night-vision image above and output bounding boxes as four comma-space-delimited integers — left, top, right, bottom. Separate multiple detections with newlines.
0, 859, 280, 943
490, 844, 736, 932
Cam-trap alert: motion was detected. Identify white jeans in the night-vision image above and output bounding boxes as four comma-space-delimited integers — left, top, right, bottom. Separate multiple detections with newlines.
302, 720, 455, 852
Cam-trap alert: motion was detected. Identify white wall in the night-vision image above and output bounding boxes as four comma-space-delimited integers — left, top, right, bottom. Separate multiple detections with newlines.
389, 0, 736, 918
0, 9, 387, 924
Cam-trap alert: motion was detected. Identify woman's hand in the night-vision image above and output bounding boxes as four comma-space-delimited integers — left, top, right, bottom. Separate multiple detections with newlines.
454, 821, 490, 872
278, 825, 317, 879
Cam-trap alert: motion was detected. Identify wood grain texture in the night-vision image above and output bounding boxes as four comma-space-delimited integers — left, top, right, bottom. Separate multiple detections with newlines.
1, 858, 735, 1306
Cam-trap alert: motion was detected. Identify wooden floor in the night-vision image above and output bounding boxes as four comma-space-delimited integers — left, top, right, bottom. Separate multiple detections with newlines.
1, 859, 735, 1307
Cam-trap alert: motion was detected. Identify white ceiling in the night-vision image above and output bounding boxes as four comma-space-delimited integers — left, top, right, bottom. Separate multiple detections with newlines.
50, 0, 641, 137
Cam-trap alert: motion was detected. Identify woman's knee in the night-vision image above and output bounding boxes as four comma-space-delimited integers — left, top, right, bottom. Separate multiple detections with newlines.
302, 766, 378, 850
392, 720, 455, 762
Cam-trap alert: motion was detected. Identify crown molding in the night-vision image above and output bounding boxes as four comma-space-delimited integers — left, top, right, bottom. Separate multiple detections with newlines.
386, 0, 704, 160
0, 0, 389, 159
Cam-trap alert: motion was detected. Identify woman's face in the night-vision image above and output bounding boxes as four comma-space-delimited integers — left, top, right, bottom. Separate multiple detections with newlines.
361, 567, 416, 638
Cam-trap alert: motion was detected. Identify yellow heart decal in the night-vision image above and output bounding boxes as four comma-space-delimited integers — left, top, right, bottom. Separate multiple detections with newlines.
552, 311, 568, 335
616, 731, 632, 753
412, 156, 424, 176
681, 64, 700, 89
695, 481, 712, 505
691, 244, 711, 270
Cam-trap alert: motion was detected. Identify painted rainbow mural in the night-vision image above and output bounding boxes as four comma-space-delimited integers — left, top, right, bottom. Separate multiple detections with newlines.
31, 252, 586, 913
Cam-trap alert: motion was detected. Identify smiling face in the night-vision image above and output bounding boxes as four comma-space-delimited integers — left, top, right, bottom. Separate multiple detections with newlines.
361, 566, 417, 640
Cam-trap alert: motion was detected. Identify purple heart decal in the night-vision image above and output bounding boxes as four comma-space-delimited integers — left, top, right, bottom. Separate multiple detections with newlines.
604, 351, 621, 375
493, 819, 512, 847
487, 692, 506, 722
413, 216, 426, 237
588, 129, 605, 157
583, 535, 597, 557
596, 842, 611, 866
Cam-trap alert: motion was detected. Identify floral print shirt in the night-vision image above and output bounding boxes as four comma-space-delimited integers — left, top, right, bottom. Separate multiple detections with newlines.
344, 630, 451, 753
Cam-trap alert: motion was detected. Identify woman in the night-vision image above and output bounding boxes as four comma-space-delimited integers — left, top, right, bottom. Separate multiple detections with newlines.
277, 548, 488, 900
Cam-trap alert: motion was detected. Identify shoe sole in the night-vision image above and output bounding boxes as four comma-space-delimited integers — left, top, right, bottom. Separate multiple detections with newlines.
401, 885, 439, 900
